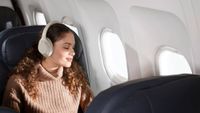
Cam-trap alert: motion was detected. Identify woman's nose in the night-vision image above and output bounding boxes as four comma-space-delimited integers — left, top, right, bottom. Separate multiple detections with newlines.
70, 49, 75, 56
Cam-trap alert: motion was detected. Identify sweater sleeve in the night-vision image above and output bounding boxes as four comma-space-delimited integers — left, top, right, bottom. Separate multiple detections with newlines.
2, 76, 23, 113
80, 85, 94, 112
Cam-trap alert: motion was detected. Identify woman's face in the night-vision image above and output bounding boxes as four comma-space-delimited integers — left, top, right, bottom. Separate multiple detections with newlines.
50, 32, 75, 68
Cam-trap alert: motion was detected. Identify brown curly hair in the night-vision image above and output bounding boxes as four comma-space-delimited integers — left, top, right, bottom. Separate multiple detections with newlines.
9, 23, 93, 110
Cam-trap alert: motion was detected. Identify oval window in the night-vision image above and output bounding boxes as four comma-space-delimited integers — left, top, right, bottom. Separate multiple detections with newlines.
35, 11, 47, 25
157, 48, 192, 76
100, 28, 128, 84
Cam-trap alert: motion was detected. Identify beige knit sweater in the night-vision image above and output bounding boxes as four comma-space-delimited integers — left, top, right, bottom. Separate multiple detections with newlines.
2, 64, 91, 113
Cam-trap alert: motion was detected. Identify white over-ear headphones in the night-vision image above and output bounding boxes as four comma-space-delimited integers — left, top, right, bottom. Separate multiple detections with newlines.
38, 21, 60, 57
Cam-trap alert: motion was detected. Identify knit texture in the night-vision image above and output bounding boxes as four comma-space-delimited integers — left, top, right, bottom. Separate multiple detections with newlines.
2, 64, 84, 113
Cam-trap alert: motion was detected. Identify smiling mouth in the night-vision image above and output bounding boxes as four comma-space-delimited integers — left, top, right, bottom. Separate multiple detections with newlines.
66, 58, 73, 62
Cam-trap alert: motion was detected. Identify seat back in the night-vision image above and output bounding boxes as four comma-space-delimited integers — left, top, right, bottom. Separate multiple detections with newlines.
0, 6, 21, 32
86, 74, 200, 113
0, 25, 86, 104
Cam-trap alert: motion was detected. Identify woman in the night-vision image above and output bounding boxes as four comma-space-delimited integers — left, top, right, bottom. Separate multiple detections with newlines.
2, 22, 93, 113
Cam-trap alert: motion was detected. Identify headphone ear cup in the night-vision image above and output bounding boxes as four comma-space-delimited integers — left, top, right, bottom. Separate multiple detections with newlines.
38, 21, 59, 57
38, 37, 53, 57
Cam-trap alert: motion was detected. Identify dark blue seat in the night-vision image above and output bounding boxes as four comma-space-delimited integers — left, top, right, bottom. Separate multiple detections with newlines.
86, 74, 200, 113
0, 107, 17, 113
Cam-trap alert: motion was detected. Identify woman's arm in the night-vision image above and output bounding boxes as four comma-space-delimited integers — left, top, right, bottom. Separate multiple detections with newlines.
80, 84, 94, 112
2, 76, 23, 113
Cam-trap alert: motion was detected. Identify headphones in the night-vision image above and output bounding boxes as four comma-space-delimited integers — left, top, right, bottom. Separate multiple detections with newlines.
38, 21, 60, 57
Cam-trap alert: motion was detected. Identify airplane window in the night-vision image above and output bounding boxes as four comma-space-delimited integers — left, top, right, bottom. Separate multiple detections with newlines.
100, 28, 128, 85
157, 49, 192, 76
35, 11, 47, 25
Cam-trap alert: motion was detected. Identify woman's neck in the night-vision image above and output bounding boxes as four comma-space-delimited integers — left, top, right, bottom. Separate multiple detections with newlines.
41, 58, 63, 77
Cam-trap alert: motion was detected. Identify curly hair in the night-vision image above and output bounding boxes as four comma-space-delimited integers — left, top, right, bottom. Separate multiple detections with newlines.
9, 24, 93, 107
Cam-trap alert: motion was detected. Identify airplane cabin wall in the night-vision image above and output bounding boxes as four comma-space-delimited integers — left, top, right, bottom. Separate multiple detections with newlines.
16, 0, 42, 25
72, 0, 200, 94
0, 0, 13, 9
17, 0, 78, 25
185, 0, 200, 74
105, 0, 200, 77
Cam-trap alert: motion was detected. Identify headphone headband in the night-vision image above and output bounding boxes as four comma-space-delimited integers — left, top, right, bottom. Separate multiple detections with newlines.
41, 21, 60, 41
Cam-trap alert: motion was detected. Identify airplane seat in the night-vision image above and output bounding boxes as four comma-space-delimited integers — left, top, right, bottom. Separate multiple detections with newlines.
86, 74, 200, 113
0, 25, 87, 113
0, 107, 17, 113
0, 6, 21, 32
0, 26, 44, 104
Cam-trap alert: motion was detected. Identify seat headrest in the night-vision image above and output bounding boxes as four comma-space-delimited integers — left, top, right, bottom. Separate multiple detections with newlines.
0, 6, 21, 32
0, 26, 83, 70
0, 26, 44, 70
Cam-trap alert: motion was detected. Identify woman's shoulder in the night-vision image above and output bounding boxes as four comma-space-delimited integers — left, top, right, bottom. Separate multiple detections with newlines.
6, 75, 24, 89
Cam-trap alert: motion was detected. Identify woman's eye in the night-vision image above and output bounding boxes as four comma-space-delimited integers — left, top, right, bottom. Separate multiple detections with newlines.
64, 47, 69, 49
